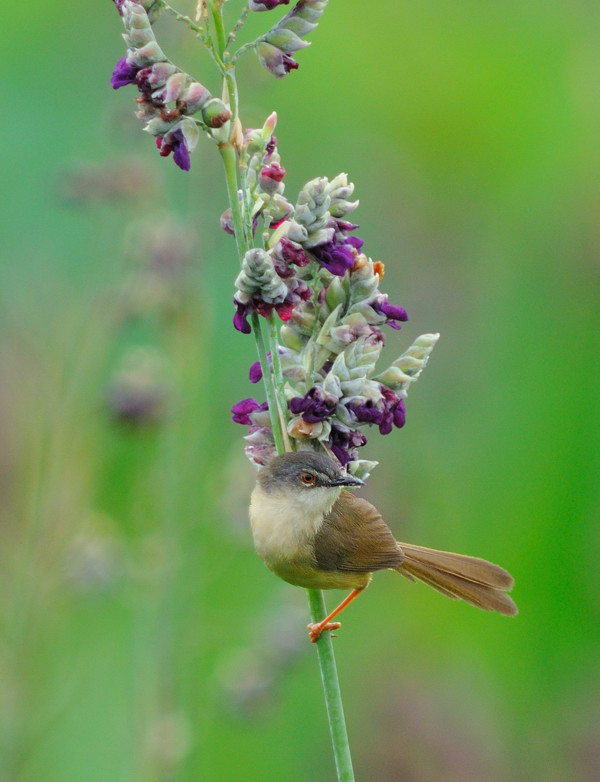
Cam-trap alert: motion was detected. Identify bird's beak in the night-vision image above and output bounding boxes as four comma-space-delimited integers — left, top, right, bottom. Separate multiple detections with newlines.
330, 474, 364, 487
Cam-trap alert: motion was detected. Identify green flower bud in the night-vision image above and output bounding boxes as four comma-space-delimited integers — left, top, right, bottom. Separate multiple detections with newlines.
130, 40, 166, 66
374, 333, 440, 393
325, 275, 349, 311
268, 194, 294, 223
315, 304, 342, 347
284, 17, 318, 37
327, 174, 359, 217
348, 459, 378, 482
294, 0, 329, 22
301, 226, 335, 249
285, 221, 310, 244
322, 372, 342, 399
235, 249, 288, 303
266, 29, 310, 54
290, 305, 316, 334
280, 322, 308, 352
201, 98, 232, 128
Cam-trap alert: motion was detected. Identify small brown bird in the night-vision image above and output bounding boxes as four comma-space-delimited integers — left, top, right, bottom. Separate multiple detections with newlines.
249, 451, 517, 642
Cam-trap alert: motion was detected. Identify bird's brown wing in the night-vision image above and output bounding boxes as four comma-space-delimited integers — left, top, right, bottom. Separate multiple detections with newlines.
314, 490, 404, 573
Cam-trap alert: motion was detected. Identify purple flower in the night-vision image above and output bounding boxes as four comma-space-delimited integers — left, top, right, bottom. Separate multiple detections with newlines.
312, 240, 355, 276
311, 227, 364, 276
277, 238, 311, 268
329, 423, 367, 466
259, 162, 286, 194
249, 0, 290, 9
249, 360, 263, 384
249, 351, 284, 383
231, 398, 268, 425
372, 294, 408, 330
233, 300, 253, 334
156, 130, 191, 171
233, 277, 311, 334
111, 57, 140, 89
289, 386, 338, 423
256, 42, 299, 79
265, 135, 278, 158
348, 387, 406, 435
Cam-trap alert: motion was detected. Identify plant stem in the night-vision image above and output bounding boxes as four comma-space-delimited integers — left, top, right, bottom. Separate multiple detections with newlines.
219, 142, 247, 254
307, 589, 356, 782
266, 312, 289, 432
251, 313, 286, 454
219, 142, 285, 451
209, 1, 228, 55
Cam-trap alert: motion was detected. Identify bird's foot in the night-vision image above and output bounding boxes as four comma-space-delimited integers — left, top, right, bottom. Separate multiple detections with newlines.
307, 621, 342, 643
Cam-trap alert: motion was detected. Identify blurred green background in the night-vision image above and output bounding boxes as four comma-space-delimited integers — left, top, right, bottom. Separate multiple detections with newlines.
2, 1, 599, 780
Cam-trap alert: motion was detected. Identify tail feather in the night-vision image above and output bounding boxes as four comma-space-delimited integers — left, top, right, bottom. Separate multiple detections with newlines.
396, 542, 518, 616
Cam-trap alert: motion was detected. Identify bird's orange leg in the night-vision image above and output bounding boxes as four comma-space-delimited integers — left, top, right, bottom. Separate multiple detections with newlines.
307, 588, 365, 643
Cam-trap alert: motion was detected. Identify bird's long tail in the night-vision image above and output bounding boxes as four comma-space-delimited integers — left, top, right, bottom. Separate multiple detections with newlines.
395, 542, 518, 616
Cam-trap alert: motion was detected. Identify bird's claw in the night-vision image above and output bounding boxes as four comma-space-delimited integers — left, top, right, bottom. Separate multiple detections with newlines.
307, 621, 342, 643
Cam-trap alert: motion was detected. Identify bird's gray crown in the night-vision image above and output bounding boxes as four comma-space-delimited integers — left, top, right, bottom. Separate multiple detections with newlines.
258, 451, 362, 492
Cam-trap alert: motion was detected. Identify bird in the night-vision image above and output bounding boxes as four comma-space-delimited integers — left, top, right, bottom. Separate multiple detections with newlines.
249, 450, 518, 642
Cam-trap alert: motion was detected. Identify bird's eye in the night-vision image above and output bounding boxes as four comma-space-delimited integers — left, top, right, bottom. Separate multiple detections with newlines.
300, 471, 316, 485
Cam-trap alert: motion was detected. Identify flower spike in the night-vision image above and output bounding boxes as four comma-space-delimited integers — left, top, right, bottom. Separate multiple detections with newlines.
255, 0, 329, 78
232, 173, 439, 479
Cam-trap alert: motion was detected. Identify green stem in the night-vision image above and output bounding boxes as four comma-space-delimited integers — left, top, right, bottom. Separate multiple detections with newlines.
251, 313, 286, 453
219, 143, 247, 256
232, 39, 260, 64
307, 589, 356, 782
267, 312, 290, 438
218, 144, 285, 451
209, 1, 228, 56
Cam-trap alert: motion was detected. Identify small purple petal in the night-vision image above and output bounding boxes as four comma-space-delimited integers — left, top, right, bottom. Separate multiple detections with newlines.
249, 361, 263, 384
231, 398, 265, 425
249, 0, 290, 9
373, 295, 408, 330
393, 399, 406, 428
329, 423, 367, 466
313, 241, 355, 276
111, 57, 139, 89
233, 300, 252, 334
172, 141, 191, 171
345, 234, 364, 252
379, 301, 408, 322
279, 237, 310, 267
289, 386, 338, 423
350, 401, 383, 426
378, 414, 393, 435
170, 130, 191, 171
265, 135, 277, 157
